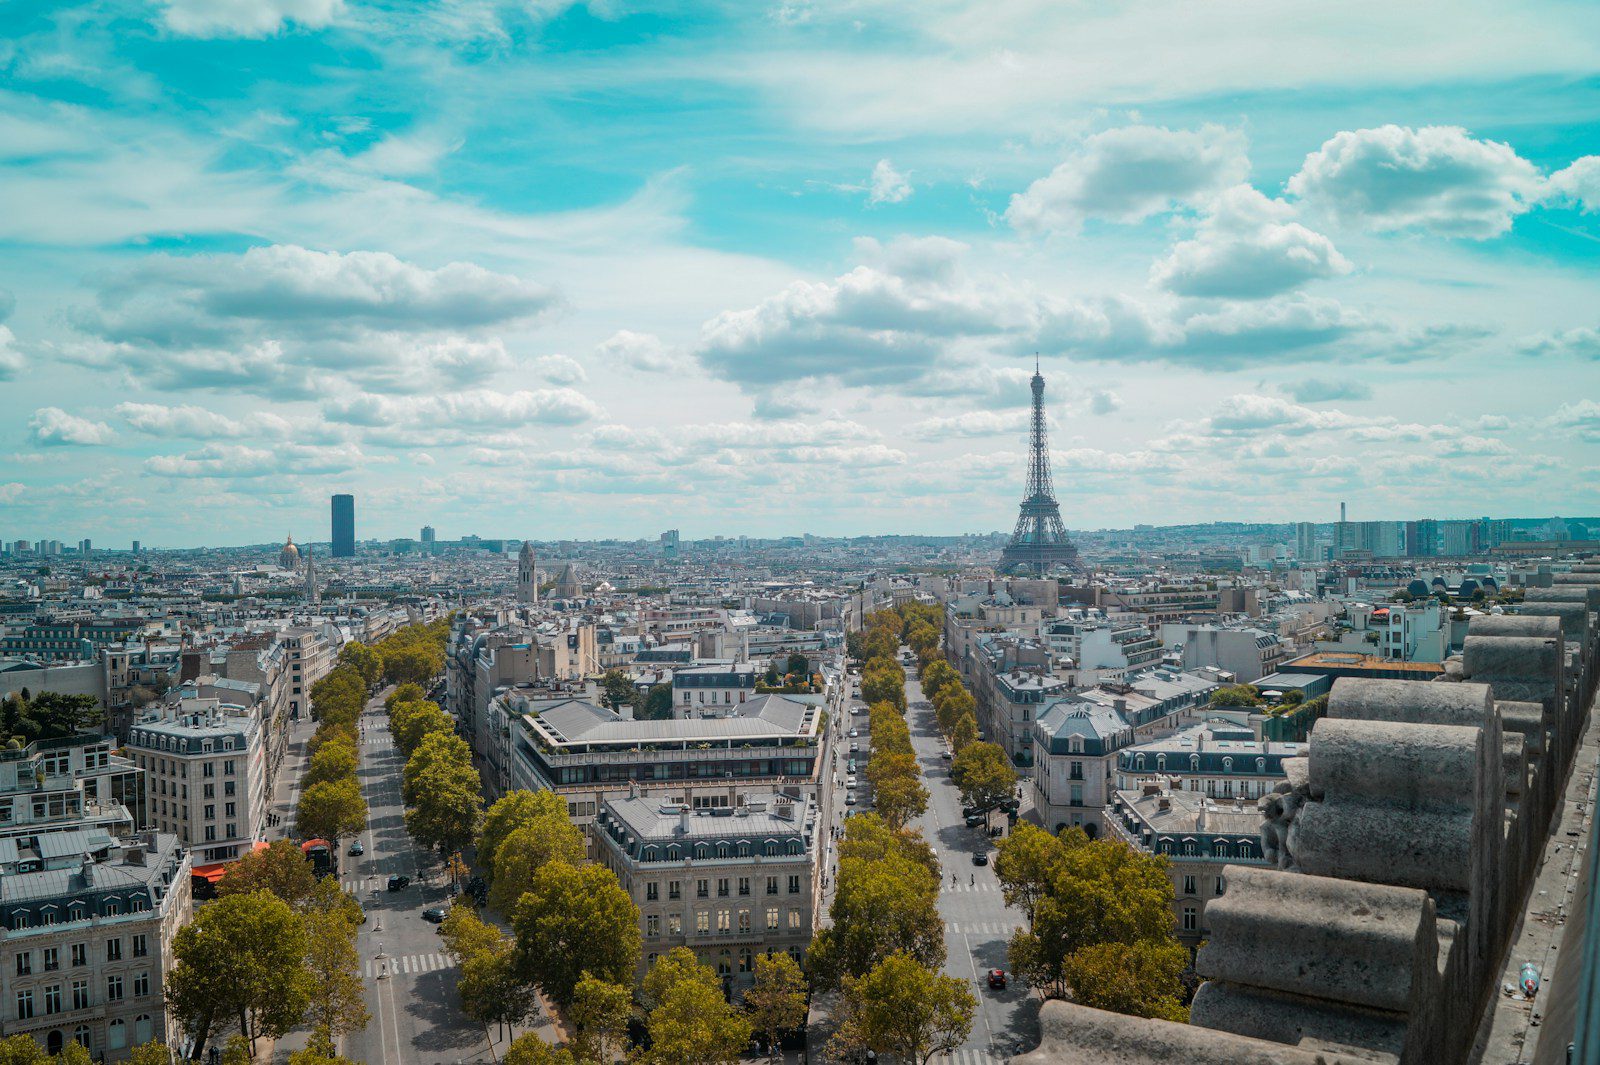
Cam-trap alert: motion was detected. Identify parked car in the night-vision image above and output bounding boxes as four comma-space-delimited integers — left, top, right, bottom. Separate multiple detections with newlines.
849, 743, 859, 754
846, 792, 857, 806
848, 728, 860, 738
964, 812, 985, 827
940, 750, 952, 761
422, 907, 449, 924
348, 840, 365, 856
987, 969, 1007, 990
846, 775, 858, 788
972, 851, 989, 866
387, 875, 410, 891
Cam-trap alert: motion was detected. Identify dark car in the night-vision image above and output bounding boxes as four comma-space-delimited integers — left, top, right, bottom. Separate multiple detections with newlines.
422, 907, 449, 924
348, 841, 365, 856
965, 812, 985, 827
972, 851, 989, 866
987, 969, 1007, 990
386, 874, 410, 891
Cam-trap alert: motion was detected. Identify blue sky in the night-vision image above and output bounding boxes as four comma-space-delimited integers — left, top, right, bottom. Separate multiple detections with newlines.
2, 0, 1598, 547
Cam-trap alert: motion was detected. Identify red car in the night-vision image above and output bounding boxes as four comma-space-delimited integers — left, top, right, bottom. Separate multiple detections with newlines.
987, 969, 1007, 990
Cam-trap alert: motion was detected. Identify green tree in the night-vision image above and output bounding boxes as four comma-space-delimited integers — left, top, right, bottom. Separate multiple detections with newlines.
439, 902, 504, 963
25, 692, 103, 739
489, 818, 588, 914
641, 683, 674, 721
934, 687, 976, 738
951, 741, 1018, 812
785, 652, 810, 678
384, 643, 444, 687
807, 849, 944, 990
166, 890, 313, 1059
302, 876, 366, 927
832, 952, 974, 1065
836, 813, 938, 877
402, 731, 476, 804
392, 701, 454, 759
873, 772, 929, 832
478, 790, 567, 883
297, 776, 368, 846
0, 1036, 93, 1064
216, 839, 319, 907
302, 899, 369, 1048
304, 740, 358, 789
457, 943, 538, 1042
950, 713, 978, 753
385, 682, 426, 712
125, 1044, 176, 1065
745, 952, 808, 1062
288, 1047, 360, 1065
1061, 940, 1189, 1022
338, 642, 383, 688
994, 822, 1064, 926
641, 951, 751, 1065
1208, 684, 1261, 708
403, 740, 483, 855
511, 860, 641, 1004
598, 669, 636, 712
502, 1036, 579, 1065
569, 974, 633, 1063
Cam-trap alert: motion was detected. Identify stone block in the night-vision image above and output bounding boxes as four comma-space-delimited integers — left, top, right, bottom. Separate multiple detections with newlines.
1327, 677, 1493, 728
1188, 983, 1407, 1062
1469, 615, 1562, 640
1307, 718, 1479, 806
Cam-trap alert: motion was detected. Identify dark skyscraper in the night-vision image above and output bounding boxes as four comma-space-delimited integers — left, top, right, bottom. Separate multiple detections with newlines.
331, 494, 355, 557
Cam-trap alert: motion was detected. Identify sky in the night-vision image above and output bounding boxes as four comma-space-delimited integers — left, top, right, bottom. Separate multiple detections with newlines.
2, 0, 1599, 548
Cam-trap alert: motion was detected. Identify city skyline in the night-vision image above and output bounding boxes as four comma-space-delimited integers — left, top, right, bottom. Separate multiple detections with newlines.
2, 2, 1599, 544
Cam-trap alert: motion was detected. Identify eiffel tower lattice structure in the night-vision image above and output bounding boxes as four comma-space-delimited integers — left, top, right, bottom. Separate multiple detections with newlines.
998, 365, 1086, 576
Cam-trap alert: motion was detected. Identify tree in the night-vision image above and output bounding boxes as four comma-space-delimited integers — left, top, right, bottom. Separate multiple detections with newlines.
861, 665, 905, 712
785, 652, 810, 678
384, 643, 443, 687
26, 692, 102, 739
402, 731, 475, 804
502, 1036, 579, 1065
457, 943, 538, 1041
216, 839, 319, 907
745, 952, 808, 1062
511, 860, 641, 1004
0, 1036, 93, 1064
807, 850, 944, 990
569, 974, 632, 1063
1208, 684, 1261, 708
385, 682, 426, 712
489, 819, 588, 914
126, 1045, 176, 1065
304, 741, 358, 789
832, 952, 974, 1065
297, 776, 368, 846
994, 822, 1064, 926
392, 701, 454, 759
598, 669, 636, 712
836, 813, 938, 878
302, 900, 369, 1049
402, 731, 482, 853
950, 713, 978, 753
338, 642, 383, 688
288, 1048, 360, 1065
1061, 940, 1188, 1022
641, 683, 674, 721
302, 876, 366, 927
934, 687, 976, 738
439, 902, 504, 963
478, 790, 568, 883
641, 950, 751, 1065
951, 741, 1017, 812
873, 773, 929, 832
166, 890, 313, 1060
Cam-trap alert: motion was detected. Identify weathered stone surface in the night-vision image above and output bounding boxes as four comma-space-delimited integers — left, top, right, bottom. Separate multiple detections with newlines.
1014, 999, 1389, 1065
1469, 615, 1562, 640
1497, 700, 1546, 757
1462, 635, 1564, 682
1525, 585, 1600, 610
1189, 983, 1406, 1062
1327, 677, 1493, 728
1308, 718, 1478, 805
1294, 797, 1475, 891
1516, 601, 1592, 640
1197, 865, 1437, 1013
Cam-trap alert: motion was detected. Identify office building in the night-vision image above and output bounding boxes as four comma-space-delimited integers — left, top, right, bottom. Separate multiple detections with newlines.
330, 494, 355, 558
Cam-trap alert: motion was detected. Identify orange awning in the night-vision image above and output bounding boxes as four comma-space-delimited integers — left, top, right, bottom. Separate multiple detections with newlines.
191, 863, 228, 883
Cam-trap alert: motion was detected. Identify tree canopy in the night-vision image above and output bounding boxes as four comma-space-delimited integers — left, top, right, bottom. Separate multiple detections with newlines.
832, 952, 974, 1065
951, 741, 1018, 812
511, 860, 640, 1005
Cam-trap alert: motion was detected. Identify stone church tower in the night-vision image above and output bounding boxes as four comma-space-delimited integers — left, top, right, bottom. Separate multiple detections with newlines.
517, 541, 538, 604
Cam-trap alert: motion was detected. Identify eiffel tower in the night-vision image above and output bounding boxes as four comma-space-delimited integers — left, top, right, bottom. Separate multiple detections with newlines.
998, 363, 1086, 576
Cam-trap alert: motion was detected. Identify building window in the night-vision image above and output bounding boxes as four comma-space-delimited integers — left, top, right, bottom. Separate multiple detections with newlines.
131, 936, 147, 958
766, 876, 778, 895
646, 916, 660, 937
738, 909, 751, 932
1182, 875, 1197, 896
108, 1020, 127, 1051
107, 939, 122, 962
788, 909, 801, 930
766, 907, 779, 931
15, 990, 33, 1020
107, 975, 124, 1001
696, 880, 709, 899
787, 875, 801, 894
717, 878, 729, 898
15, 952, 30, 976
133, 972, 149, 997
668, 881, 680, 901
70, 944, 86, 967
738, 877, 750, 896
71, 980, 89, 1010
645, 883, 659, 902
43, 947, 59, 971
696, 912, 709, 935
739, 947, 753, 973
716, 909, 730, 933
135, 1016, 153, 1044
1182, 908, 1198, 932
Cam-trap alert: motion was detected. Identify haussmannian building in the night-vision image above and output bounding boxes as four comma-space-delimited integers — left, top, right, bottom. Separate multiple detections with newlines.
591, 791, 817, 996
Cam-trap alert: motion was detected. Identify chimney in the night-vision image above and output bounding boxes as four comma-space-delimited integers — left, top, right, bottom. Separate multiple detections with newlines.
679, 805, 691, 835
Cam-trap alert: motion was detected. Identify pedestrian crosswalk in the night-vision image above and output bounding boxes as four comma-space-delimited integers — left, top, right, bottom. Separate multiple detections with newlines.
940, 1048, 1009, 1064
944, 921, 1019, 937
365, 952, 455, 978
941, 880, 999, 894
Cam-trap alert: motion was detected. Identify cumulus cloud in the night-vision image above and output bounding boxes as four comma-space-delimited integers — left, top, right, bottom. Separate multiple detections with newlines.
1284, 378, 1373, 403
696, 239, 1028, 388
1202, 394, 1364, 435
160, 0, 342, 38
0, 483, 22, 504
1287, 125, 1544, 238
910, 410, 1029, 440
1006, 124, 1250, 235
146, 442, 362, 478
29, 408, 115, 447
324, 388, 602, 429
595, 330, 690, 373
68, 245, 558, 397
530, 353, 588, 385
116, 402, 298, 440
868, 159, 913, 205
1548, 156, 1600, 212
1089, 390, 1122, 415
1150, 186, 1352, 298
1519, 326, 1600, 361
1549, 400, 1600, 442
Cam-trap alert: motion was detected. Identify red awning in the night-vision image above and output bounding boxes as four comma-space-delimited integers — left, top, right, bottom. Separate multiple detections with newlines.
191, 863, 229, 883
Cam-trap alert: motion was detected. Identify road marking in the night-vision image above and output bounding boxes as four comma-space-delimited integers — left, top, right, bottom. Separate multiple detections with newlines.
366, 953, 455, 978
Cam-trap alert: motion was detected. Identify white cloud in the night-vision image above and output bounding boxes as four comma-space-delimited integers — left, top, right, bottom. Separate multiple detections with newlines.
115, 403, 298, 440
1150, 186, 1352, 298
529, 353, 588, 385
1287, 125, 1544, 238
324, 388, 603, 429
868, 159, 913, 205
1202, 394, 1364, 435
28, 408, 115, 447
160, 0, 342, 38
1006, 125, 1249, 235
1549, 156, 1600, 213
910, 410, 1029, 440
1519, 326, 1600, 361
145, 442, 363, 478
595, 330, 690, 373
1548, 400, 1600, 442
0, 326, 23, 380
0, 483, 23, 504
1089, 390, 1122, 415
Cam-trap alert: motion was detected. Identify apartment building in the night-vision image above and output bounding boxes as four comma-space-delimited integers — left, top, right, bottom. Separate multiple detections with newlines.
672, 663, 758, 715
1113, 720, 1304, 802
591, 792, 817, 994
